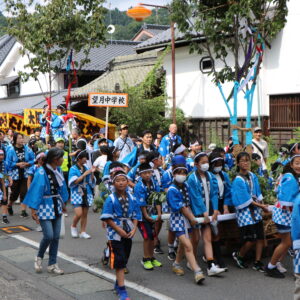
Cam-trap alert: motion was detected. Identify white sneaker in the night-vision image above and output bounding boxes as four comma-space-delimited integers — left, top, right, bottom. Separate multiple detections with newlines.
71, 226, 79, 238
36, 225, 42, 232
34, 257, 43, 273
64, 213, 68, 217
79, 232, 91, 239
276, 262, 287, 273
207, 263, 226, 276
47, 264, 64, 275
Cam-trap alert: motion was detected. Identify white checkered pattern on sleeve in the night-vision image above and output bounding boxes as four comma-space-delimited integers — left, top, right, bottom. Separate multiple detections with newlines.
294, 249, 300, 274
236, 206, 262, 227
37, 203, 63, 220
272, 206, 292, 227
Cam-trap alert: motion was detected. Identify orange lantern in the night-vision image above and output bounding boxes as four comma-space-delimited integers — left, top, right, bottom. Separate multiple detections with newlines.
126, 5, 152, 22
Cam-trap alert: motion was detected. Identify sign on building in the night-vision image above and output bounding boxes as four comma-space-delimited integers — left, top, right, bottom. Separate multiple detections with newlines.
88, 93, 128, 107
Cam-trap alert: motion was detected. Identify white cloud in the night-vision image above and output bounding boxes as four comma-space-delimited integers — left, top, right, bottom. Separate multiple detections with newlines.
104, 0, 171, 11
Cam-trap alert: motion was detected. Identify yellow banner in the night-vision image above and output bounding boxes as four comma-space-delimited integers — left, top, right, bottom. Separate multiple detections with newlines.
24, 109, 116, 139
0, 113, 34, 136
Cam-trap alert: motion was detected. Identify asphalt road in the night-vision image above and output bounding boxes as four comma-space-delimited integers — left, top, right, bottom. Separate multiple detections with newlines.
0, 204, 295, 300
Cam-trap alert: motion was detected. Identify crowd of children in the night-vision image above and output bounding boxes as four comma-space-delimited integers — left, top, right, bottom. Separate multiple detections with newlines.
1, 121, 300, 300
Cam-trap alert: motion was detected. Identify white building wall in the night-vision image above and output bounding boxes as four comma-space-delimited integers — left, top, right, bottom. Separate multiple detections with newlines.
163, 0, 300, 120
0, 42, 62, 98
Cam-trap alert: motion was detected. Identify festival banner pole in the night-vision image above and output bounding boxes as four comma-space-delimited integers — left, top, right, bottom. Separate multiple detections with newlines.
105, 106, 109, 139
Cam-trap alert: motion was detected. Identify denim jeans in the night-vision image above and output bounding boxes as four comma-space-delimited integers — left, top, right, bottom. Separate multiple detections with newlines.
38, 216, 62, 266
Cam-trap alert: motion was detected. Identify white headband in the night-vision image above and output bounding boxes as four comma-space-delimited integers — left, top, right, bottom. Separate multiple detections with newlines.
174, 144, 186, 155
112, 173, 128, 182
190, 141, 199, 147
172, 166, 188, 174
139, 168, 153, 174
36, 152, 46, 161
290, 143, 298, 152
194, 152, 207, 161
211, 157, 224, 163
291, 154, 300, 162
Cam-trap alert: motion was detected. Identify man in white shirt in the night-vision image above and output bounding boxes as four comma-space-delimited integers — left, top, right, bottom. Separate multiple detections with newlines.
252, 127, 269, 171
113, 124, 135, 161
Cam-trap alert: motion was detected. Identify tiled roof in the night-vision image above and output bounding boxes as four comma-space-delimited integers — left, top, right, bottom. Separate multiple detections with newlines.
132, 24, 170, 40
0, 35, 16, 66
71, 50, 159, 98
58, 40, 140, 72
135, 27, 202, 51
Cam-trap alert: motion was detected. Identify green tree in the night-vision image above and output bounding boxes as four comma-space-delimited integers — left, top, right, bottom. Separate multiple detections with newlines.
5, 0, 107, 97
109, 54, 185, 136
0, 11, 7, 36
171, 0, 288, 145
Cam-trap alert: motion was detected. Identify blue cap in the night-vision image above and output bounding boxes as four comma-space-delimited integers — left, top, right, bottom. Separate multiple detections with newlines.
171, 155, 186, 166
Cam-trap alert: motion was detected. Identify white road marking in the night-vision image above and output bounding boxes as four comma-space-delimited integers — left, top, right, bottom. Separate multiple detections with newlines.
12, 234, 175, 300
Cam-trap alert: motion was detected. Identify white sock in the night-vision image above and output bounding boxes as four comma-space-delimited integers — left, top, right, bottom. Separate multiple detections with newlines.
268, 263, 276, 269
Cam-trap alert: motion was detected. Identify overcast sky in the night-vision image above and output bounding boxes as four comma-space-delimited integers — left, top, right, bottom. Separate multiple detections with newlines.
104, 0, 172, 11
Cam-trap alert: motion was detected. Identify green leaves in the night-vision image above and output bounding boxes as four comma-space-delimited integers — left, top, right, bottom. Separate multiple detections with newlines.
5, 0, 107, 86
109, 50, 185, 136
171, 0, 288, 85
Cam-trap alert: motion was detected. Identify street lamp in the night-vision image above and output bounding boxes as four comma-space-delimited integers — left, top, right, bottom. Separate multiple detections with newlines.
127, 3, 177, 124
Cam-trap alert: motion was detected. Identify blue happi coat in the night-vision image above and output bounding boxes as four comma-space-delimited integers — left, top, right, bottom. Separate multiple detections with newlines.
161, 168, 173, 190
134, 177, 160, 217
159, 134, 182, 158
292, 194, 300, 274
231, 172, 263, 227
167, 182, 193, 232
272, 173, 299, 227
6, 145, 34, 180
212, 171, 232, 207
100, 192, 141, 241
187, 171, 219, 216
23, 166, 69, 220
51, 114, 66, 139
69, 164, 96, 206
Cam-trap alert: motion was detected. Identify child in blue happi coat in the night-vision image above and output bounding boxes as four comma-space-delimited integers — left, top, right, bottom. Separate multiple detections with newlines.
27, 152, 46, 188
148, 151, 166, 255
127, 151, 149, 186
0, 149, 11, 224
69, 150, 96, 239
231, 152, 269, 271
51, 104, 67, 140
187, 152, 226, 276
167, 163, 205, 284
266, 154, 300, 278
6, 132, 35, 218
23, 148, 69, 275
292, 192, 300, 298
134, 162, 162, 270
101, 170, 141, 300
209, 152, 232, 270
0, 151, 7, 224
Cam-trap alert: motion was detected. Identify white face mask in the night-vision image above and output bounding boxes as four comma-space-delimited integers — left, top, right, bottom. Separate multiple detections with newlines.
200, 163, 209, 172
175, 175, 187, 183
214, 166, 222, 173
